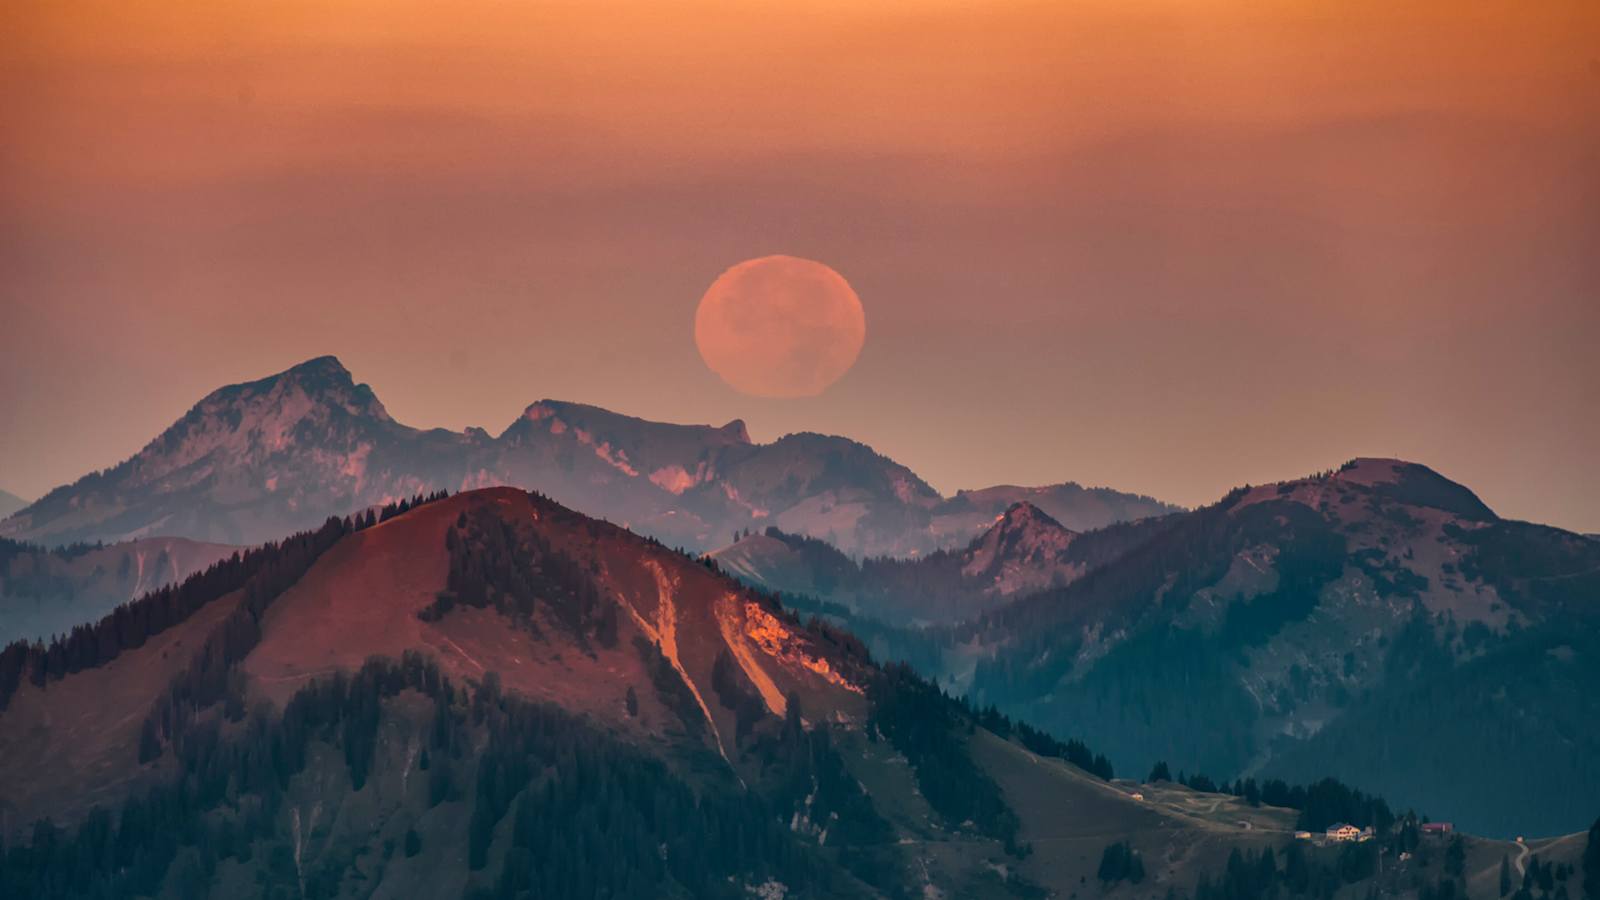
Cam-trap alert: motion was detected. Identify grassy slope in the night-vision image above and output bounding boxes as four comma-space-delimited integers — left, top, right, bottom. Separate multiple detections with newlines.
0, 590, 243, 831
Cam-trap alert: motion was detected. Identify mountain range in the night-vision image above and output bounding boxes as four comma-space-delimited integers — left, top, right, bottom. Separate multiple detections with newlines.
730, 458, 1600, 839
0, 536, 237, 646
712, 501, 1098, 625
0, 356, 1178, 557
2, 357, 1595, 895
1, 486, 1571, 899
0, 491, 27, 520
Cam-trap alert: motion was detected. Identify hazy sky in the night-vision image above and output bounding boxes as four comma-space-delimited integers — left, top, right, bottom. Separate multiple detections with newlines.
2, 1, 1597, 531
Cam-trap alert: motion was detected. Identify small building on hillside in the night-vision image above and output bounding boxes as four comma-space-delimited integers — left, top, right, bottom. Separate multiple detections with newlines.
1130, 792, 1145, 802
1294, 831, 1313, 841
1326, 823, 1362, 842
1421, 822, 1454, 836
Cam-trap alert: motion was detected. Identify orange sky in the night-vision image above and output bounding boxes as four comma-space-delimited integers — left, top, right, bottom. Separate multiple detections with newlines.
2, 1, 1597, 530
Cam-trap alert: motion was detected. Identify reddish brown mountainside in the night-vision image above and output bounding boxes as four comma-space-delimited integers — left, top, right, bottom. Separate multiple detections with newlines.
244, 488, 872, 741
0, 488, 872, 833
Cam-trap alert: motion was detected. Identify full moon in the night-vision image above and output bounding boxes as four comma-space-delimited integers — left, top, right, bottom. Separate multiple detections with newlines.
694, 256, 867, 398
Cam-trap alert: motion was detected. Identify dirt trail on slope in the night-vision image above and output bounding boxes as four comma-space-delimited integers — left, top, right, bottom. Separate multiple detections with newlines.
434, 634, 486, 673
132, 550, 148, 600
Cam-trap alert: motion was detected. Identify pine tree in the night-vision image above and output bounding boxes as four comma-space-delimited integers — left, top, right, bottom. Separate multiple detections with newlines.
1586, 817, 1600, 900
1447, 836, 1467, 879
1098, 841, 1143, 883
1502, 855, 1513, 897
1285, 840, 1311, 894
784, 689, 804, 740
138, 717, 162, 763
1149, 760, 1172, 782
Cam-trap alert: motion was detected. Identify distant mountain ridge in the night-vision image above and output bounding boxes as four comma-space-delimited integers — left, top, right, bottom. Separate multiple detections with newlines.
1, 356, 1179, 555
712, 501, 1099, 624
0, 492, 26, 521
0, 357, 479, 548
932, 482, 1181, 541
921, 458, 1600, 838
0, 536, 238, 646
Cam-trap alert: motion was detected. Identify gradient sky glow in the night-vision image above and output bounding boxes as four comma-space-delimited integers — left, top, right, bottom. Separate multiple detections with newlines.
2, 1, 1597, 531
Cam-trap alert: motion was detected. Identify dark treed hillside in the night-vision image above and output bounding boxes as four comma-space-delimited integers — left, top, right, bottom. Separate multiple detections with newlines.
750, 460, 1600, 839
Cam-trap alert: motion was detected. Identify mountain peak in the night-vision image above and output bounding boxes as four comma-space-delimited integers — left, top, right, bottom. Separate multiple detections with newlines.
1333, 457, 1419, 485
218, 355, 389, 423
1239, 458, 1496, 522
1, 357, 400, 545
519, 398, 579, 421
720, 418, 752, 444
942, 482, 1183, 534
962, 500, 1077, 583
0, 489, 28, 521
971, 501, 1075, 551
285, 354, 350, 378
995, 500, 1064, 531
509, 399, 754, 451
1331, 458, 1495, 520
